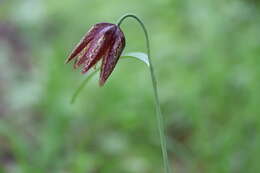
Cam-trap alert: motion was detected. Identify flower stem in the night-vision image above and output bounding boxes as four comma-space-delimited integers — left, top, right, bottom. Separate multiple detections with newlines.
117, 14, 171, 173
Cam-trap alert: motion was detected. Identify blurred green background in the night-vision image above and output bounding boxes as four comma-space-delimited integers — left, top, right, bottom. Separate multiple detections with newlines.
1, 0, 260, 172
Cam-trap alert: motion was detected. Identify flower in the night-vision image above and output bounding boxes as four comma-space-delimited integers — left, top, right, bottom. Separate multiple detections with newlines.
65, 23, 125, 86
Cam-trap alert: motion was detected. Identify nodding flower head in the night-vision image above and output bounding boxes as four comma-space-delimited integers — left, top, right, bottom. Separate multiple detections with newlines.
66, 23, 125, 86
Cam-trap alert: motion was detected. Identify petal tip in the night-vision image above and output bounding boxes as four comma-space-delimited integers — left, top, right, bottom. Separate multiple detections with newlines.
81, 66, 91, 74
81, 70, 87, 74
99, 79, 105, 87
65, 58, 70, 64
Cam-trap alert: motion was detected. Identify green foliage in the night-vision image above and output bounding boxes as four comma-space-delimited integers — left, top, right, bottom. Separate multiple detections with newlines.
122, 52, 150, 66
0, 0, 260, 172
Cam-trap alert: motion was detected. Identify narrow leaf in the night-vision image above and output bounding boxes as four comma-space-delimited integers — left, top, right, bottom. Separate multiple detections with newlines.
70, 68, 100, 104
122, 52, 149, 66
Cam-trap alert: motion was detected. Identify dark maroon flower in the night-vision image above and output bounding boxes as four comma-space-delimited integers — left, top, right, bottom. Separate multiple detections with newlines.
66, 23, 125, 86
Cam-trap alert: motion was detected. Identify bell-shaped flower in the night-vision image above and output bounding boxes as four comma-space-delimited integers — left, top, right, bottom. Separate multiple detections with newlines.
66, 23, 125, 86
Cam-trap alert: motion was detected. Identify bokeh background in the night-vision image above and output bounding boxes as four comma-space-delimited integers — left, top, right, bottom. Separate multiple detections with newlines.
1, 0, 260, 172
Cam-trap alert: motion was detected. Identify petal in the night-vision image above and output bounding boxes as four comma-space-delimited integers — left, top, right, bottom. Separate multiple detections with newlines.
80, 25, 117, 74
99, 27, 125, 86
65, 23, 113, 63
74, 44, 90, 68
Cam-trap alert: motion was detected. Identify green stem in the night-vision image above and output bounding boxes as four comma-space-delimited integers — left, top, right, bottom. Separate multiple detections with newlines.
117, 14, 171, 173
